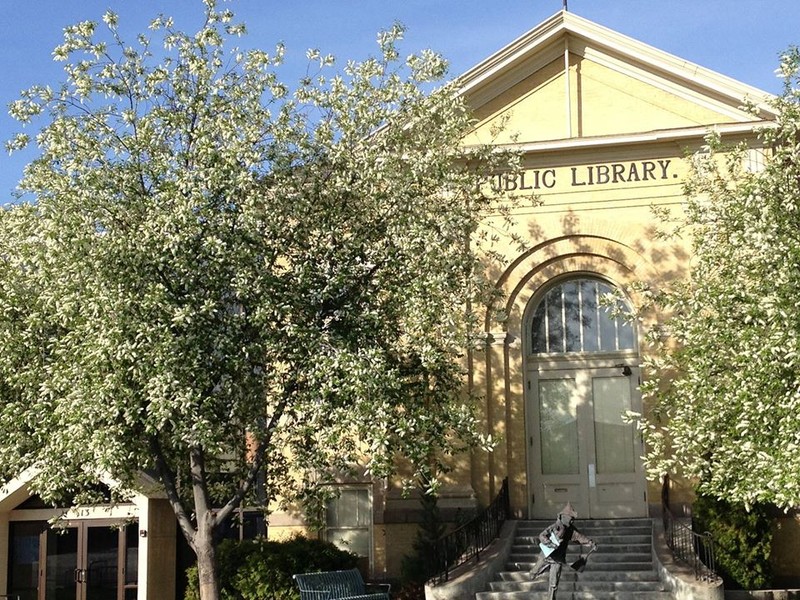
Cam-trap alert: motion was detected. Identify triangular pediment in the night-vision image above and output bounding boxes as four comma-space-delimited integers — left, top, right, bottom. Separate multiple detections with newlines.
0, 467, 165, 512
459, 11, 776, 147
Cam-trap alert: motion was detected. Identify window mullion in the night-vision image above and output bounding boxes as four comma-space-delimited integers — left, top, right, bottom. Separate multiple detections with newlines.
544, 294, 550, 353
560, 286, 566, 353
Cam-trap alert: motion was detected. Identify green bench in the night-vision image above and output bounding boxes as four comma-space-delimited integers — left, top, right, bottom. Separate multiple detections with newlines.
292, 568, 390, 600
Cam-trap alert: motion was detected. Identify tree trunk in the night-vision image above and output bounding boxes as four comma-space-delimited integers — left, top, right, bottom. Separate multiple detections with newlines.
195, 515, 220, 600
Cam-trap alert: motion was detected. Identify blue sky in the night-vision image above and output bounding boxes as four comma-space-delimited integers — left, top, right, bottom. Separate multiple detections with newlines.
2, 0, 799, 202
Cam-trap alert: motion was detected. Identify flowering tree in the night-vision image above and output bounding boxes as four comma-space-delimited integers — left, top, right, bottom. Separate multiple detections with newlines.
0, 3, 520, 598
637, 48, 800, 510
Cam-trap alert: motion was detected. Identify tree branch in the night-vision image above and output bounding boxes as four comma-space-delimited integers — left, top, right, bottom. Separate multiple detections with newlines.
215, 389, 291, 525
149, 435, 198, 551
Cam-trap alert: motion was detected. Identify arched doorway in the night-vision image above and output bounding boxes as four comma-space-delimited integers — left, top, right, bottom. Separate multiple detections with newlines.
524, 276, 647, 519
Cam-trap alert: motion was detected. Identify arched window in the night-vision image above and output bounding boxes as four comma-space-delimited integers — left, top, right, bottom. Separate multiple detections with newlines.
530, 278, 634, 354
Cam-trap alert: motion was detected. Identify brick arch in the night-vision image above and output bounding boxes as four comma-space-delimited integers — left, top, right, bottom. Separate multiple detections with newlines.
475, 234, 654, 518
490, 234, 654, 338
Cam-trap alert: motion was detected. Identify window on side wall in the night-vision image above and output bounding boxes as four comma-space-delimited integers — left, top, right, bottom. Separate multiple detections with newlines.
325, 487, 372, 571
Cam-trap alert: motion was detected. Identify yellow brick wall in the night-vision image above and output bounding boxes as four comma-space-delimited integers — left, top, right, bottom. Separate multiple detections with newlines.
771, 515, 800, 578
384, 523, 422, 577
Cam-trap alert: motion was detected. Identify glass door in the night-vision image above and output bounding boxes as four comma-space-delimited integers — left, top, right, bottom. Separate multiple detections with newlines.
587, 368, 646, 518
530, 369, 589, 518
528, 367, 646, 518
82, 525, 120, 600
8, 521, 137, 600
45, 528, 78, 600
8, 522, 47, 600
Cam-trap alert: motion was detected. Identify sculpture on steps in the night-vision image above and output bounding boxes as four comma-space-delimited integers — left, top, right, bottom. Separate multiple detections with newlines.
528, 502, 597, 600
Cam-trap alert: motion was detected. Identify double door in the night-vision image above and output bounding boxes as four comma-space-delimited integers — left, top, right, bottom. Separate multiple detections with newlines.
8, 520, 138, 600
527, 366, 646, 519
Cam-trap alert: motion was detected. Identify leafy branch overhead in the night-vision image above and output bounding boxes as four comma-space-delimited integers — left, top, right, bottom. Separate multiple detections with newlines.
634, 47, 800, 510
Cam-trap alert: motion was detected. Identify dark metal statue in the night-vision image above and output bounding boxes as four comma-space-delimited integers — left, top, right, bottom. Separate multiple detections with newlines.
529, 502, 596, 599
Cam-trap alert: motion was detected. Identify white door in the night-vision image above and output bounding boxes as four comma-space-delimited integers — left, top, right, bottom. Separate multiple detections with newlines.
528, 365, 646, 519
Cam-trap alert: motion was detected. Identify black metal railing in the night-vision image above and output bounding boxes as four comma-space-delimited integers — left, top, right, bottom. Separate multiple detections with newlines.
429, 477, 510, 585
662, 477, 720, 582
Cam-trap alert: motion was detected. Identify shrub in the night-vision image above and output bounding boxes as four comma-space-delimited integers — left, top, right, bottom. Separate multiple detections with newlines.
692, 492, 773, 589
401, 489, 446, 585
184, 535, 359, 600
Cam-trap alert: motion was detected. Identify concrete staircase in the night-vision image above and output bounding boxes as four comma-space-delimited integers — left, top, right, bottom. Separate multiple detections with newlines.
477, 518, 673, 599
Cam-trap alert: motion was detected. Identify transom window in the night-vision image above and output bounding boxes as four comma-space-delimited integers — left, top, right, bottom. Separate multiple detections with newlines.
530, 278, 634, 354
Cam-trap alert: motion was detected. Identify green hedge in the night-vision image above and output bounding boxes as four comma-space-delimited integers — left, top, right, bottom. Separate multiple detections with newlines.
692, 493, 773, 589
184, 536, 359, 600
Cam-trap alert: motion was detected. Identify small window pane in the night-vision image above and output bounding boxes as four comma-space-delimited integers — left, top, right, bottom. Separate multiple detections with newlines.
597, 283, 617, 351
325, 498, 339, 527
580, 280, 599, 352
563, 281, 581, 352
355, 490, 371, 527
338, 495, 358, 525
598, 306, 617, 351
546, 288, 564, 353
618, 316, 635, 350
329, 529, 370, 557
125, 524, 139, 586
531, 302, 547, 353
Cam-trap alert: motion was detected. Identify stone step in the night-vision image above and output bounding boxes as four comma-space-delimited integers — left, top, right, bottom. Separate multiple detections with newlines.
522, 518, 653, 525
509, 558, 655, 571
514, 534, 652, 545
477, 591, 673, 600
516, 527, 653, 538
510, 543, 653, 555
476, 519, 668, 600
509, 548, 656, 562
508, 555, 653, 574
514, 529, 653, 538
498, 570, 662, 583
518, 520, 653, 528
518, 519, 652, 529
489, 577, 667, 591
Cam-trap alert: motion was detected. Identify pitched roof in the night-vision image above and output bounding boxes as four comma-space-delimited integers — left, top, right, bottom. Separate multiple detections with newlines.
457, 10, 776, 149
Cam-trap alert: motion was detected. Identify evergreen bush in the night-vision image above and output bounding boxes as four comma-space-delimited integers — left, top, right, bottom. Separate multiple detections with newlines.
184, 536, 359, 600
401, 489, 446, 585
692, 492, 773, 589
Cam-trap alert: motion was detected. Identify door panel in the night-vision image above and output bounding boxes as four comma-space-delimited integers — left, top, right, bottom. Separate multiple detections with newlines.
529, 367, 646, 518
538, 378, 580, 475
8, 522, 135, 600
45, 528, 78, 600
593, 377, 635, 474
8, 522, 44, 600
84, 525, 120, 600
531, 371, 589, 518
589, 371, 644, 517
